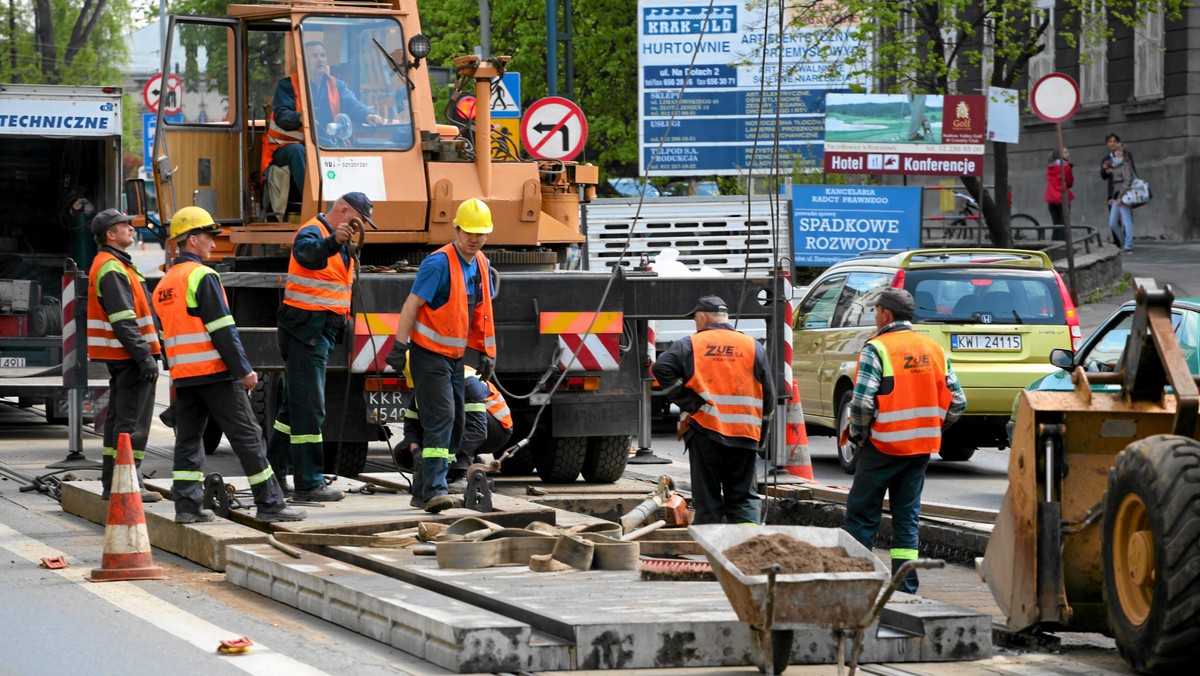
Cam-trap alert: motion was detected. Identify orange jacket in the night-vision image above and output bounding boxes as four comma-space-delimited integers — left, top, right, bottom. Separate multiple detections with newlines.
684, 328, 764, 442
260, 73, 340, 175
153, 261, 229, 379
86, 252, 161, 362
867, 331, 953, 456
412, 243, 496, 359
283, 216, 355, 315
484, 380, 513, 429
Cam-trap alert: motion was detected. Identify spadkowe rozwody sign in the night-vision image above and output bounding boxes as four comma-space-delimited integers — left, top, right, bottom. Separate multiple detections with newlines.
822, 94, 986, 176
637, 0, 862, 176
789, 185, 922, 265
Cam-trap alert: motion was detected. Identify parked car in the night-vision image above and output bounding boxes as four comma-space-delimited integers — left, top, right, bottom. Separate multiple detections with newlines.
1006, 298, 1200, 442
791, 249, 1082, 472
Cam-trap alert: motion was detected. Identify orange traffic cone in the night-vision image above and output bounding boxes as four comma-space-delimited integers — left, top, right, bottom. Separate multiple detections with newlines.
90, 432, 165, 582
783, 382, 814, 480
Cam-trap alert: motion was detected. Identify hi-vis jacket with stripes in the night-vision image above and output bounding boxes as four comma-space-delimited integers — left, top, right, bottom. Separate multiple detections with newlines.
284, 216, 354, 315
260, 73, 338, 175
864, 330, 955, 456
412, 243, 496, 359
87, 248, 161, 363
152, 252, 253, 386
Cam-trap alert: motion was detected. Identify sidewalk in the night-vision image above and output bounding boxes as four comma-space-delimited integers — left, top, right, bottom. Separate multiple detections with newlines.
1073, 241, 1200, 334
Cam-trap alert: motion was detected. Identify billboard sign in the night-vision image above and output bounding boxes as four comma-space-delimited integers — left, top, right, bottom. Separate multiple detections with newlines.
638, 0, 862, 176
822, 94, 986, 176
789, 185, 922, 265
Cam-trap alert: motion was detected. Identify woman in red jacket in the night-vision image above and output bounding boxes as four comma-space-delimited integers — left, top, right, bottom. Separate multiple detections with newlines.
1044, 148, 1074, 241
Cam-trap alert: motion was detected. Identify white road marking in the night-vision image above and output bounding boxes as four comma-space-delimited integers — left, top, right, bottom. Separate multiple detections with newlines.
0, 522, 328, 675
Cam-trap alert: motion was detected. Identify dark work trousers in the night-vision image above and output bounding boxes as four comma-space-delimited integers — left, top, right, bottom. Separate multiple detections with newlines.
172, 380, 287, 516
267, 322, 339, 492
686, 431, 761, 525
409, 344, 464, 502
843, 443, 930, 594
1048, 203, 1066, 241
101, 360, 156, 496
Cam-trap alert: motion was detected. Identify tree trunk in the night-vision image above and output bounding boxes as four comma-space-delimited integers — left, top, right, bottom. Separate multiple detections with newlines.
962, 142, 1013, 249
33, 0, 57, 83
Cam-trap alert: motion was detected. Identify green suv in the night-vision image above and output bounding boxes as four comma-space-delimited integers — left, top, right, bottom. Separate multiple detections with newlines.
792, 249, 1081, 472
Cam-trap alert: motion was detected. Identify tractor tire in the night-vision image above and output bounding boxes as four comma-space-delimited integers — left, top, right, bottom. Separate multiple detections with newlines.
582, 435, 631, 483
1102, 434, 1200, 674
202, 415, 224, 455
835, 391, 860, 474
750, 627, 793, 674
938, 445, 976, 462
323, 440, 368, 479
535, 436, 587, 483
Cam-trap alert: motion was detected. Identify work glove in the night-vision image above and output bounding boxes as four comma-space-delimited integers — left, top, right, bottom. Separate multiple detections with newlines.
386, 340, 408, 375
138, 356, 159, 383
478, 355, 496, 382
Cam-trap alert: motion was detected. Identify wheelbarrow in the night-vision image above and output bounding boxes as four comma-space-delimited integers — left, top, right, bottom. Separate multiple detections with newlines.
690, 524, 944, 675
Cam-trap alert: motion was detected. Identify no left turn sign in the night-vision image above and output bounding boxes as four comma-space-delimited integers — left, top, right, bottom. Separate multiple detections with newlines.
521, 96, 588, 161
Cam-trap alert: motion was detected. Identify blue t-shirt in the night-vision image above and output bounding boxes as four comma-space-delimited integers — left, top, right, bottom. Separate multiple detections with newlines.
411, 248, 492, 310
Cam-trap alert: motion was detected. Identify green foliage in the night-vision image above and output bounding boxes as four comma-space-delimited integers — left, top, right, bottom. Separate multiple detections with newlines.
0, 0, 132, 85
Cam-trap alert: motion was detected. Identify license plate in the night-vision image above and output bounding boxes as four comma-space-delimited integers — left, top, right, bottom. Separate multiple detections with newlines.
951, 334, 1022, 351
365, 390, 406, 425
0, 356, 26, 367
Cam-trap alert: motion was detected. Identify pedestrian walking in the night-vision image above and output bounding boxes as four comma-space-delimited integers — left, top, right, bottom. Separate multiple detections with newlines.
1107, 144, 1136, 253
842, 287, 966, 594
1044, 148, 1074, 241
386, 198, 497, 513
86, 208, 164, 503
152, 207, 305, 524
1100, 133, 1134, 248
267, 192, 375, 502
651, 295, 775, 525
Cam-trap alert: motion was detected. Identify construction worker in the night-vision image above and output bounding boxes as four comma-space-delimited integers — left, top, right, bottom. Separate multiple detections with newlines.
267, 192, 375, 502
651, 295, 775, 524
843, 287, 966, 593
152, 207, 305, 524
86, 208, 163, 503
386, 198, 497, 512
399, 365, 513, 491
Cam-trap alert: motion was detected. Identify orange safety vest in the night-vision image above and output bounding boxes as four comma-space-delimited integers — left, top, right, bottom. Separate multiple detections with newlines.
412, 243, 496, 359
283, 217, 355, 315
484, 380, 513, 429
866, 331, 953, 457
152, 261, 229, 379
684, 328, 763, 442
87, 252, 161, 361
260, 73, 341, 175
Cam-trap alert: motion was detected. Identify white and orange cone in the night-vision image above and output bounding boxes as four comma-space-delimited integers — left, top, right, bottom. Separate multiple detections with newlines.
90, 432, 165, 582
783, 381, 813, 480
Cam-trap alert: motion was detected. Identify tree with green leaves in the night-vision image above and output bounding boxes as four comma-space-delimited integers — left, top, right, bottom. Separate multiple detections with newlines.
782, 0, 1184, 247
1, 0, 132, 85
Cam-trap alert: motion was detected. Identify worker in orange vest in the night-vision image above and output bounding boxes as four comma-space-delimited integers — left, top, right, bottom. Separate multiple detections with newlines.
386, 198, 497, 513
266, 192, 375, 503
86, 208, 163, 503
843, 287, 966, 594
153, 206, 305, 524
652, 295, 775, 524
263, 40, 384, 201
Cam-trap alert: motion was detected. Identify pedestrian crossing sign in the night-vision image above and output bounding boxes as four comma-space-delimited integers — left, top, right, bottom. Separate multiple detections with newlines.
491, 73, 521, 119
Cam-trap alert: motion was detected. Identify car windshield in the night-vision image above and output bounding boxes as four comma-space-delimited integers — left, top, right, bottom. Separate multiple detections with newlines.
905, 268, 1064, 325
1079, 308, 1192, 373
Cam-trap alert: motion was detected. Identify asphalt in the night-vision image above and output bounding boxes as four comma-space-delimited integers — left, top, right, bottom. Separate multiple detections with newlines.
1073, 241, 1200, 333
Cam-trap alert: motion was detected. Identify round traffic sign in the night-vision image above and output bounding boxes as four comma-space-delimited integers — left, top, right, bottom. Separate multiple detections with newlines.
1030, 73, 1079, 123
143, 74, 183, 115
521, 96, 588, 161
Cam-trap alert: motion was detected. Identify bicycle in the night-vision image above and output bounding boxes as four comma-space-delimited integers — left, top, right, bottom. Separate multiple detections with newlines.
947, 192, 1040, 241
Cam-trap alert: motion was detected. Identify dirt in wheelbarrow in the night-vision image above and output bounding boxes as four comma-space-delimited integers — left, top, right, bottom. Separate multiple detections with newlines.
724, 534, 876, 575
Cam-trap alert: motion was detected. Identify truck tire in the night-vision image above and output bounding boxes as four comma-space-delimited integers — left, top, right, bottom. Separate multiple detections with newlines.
582, 435, 631, 483
938, 445, 975, 462
535, 436, 586, 483
323, 441, 368, 479
835, 391, 859, 474
250, 372, 278, 446
498, 444, 535, 475
1102, 434, 1200, 674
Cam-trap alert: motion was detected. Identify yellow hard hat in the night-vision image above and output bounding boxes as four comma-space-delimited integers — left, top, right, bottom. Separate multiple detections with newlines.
169, 206, 222, 241
453, 198, 493, 234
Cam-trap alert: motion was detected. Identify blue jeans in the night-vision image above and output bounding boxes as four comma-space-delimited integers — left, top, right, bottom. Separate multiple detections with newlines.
843, 444, 929, 594
1109, 201, 1134, 250
409, 344, 465, 501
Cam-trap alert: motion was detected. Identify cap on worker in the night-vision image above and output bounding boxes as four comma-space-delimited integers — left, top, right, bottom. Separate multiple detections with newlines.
90, 208, 135, 236
341, 191, 378, 230
687, 295, 729, 318
866, 287, 915, 315
454, 198, 494, 234
168, 206, 222, 241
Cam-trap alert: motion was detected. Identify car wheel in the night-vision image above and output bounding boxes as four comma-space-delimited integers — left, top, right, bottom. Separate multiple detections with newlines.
835, 391, 859, 474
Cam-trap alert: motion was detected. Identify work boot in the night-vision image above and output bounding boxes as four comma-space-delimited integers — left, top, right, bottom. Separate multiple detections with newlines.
176, 509, 217, 524
293, 485, 345, 502
255, 505, 308, 523
409, 460, 424, 507
446, 476, 468, 494
424, 494, 462, 513
409, 494, 426, 509
140, 488, 163, 503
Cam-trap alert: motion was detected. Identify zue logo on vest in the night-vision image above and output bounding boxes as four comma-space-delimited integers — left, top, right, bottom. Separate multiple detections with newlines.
704, 344, 744, 359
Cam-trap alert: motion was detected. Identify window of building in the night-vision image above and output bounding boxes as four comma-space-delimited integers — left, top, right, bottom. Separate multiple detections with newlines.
1133, 3, 1164, 99
1027, 5, 1055, 89
1080, 1, 1108, 105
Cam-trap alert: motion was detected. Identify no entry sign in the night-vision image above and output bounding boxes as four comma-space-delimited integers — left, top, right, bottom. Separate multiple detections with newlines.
521, 96, 588, 161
